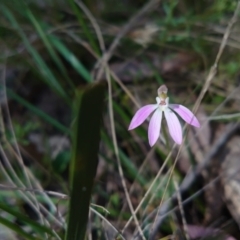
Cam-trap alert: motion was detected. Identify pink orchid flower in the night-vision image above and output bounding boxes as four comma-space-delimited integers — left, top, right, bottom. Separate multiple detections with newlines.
128, 85, 200, 146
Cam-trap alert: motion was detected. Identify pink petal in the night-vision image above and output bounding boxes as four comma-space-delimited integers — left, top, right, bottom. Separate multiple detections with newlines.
148, 109, 162, 147
168, 104, 200, 128
164, 110, 182, 144
128, 104, 158, 130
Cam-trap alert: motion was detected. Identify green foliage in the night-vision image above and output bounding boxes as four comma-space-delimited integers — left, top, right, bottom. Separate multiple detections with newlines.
9, 121, 39, 145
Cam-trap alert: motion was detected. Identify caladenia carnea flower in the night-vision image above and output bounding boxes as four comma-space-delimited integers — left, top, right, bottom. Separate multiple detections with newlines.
128, 85, 200, 146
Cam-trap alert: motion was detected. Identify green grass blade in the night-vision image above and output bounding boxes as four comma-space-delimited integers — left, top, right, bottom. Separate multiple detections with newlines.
65, 82, 106, 240
25, 8, 75, 90
0, 215, 41, 240
1, 5, 69, 102
0, 202, 55, 238
48, 34, 92, 82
